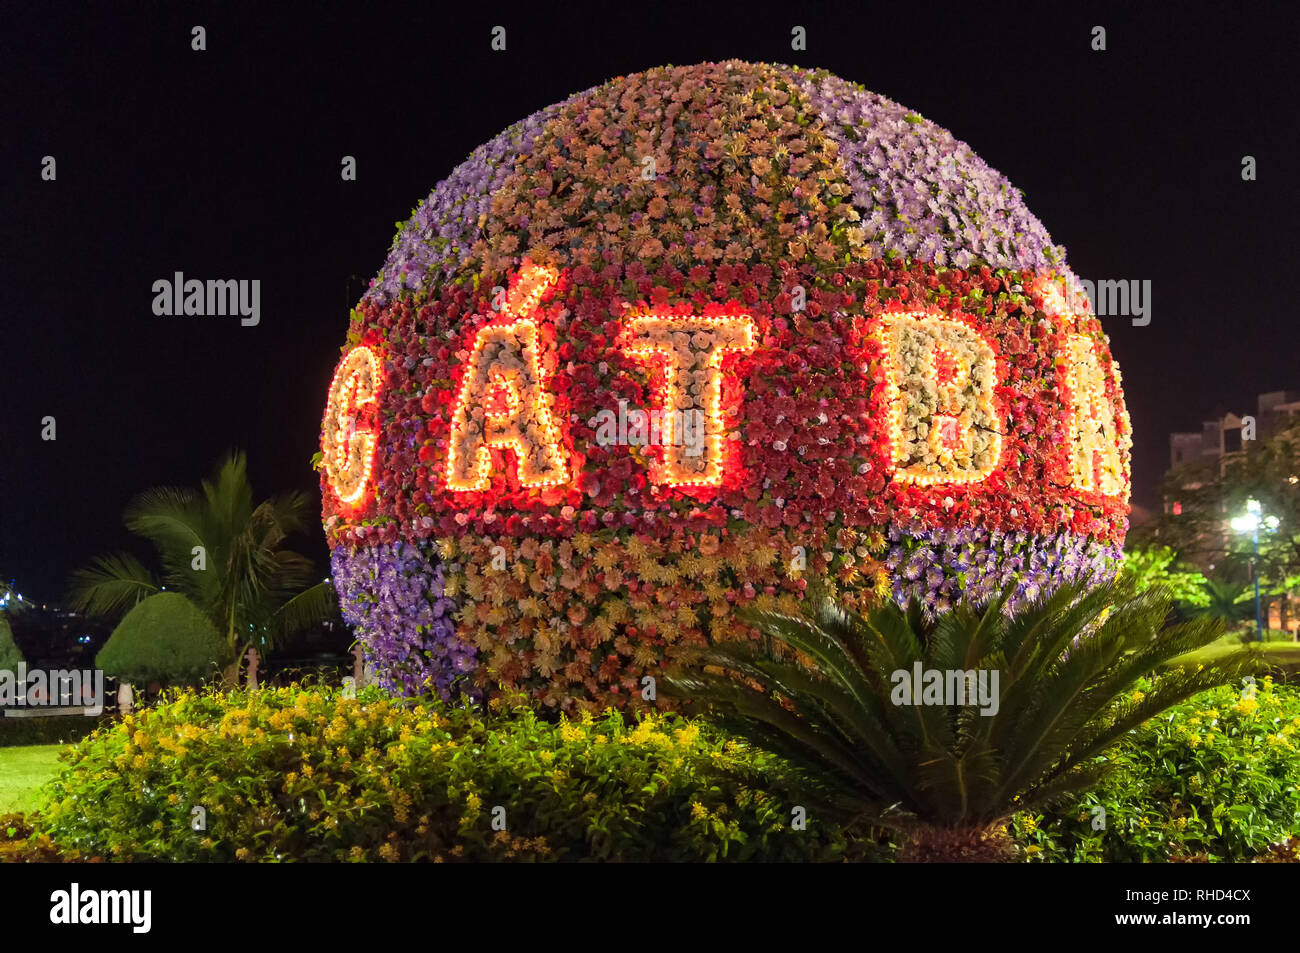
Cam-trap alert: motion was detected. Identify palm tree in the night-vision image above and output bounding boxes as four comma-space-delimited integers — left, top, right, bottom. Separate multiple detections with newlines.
1189, 578, 1255, 631
663, 579, 1256, 862
67, 451, 337, 683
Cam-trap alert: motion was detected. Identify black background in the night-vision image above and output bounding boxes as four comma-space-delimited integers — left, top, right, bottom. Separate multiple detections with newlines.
8, 859, 1279, 938
4, 0, 1296, 602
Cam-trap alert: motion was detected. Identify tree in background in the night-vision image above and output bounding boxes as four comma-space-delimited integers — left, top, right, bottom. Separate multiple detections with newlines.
1159, 420, 1300, 597
1155, 419, 1300, 637
1118, 544, 1209, 609
0, 615, 24, 673
1185, 578, 1258, 643
67, 451, 338, 684
0, 580, 28, 674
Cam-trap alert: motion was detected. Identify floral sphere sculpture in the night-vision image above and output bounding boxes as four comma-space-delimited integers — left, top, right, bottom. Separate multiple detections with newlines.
321, 61, 1132, 709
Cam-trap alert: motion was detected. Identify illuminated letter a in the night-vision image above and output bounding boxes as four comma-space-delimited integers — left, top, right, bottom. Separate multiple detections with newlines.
446, 266, 568, 491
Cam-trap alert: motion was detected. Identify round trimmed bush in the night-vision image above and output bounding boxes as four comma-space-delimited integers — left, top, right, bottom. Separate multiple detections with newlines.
95, 593, 226, 687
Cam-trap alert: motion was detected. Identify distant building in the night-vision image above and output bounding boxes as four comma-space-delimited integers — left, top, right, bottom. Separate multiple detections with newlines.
1163, 390, 1300, 634
1169, 390, 1300, 472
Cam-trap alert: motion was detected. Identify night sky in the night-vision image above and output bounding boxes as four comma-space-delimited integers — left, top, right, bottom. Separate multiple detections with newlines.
4, 2, 1296, 603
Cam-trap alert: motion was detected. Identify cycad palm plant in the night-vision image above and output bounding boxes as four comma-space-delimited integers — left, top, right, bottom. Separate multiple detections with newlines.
1190, 578, 1254, 629
664, 579, 1255, 862
67, 451, 337, 681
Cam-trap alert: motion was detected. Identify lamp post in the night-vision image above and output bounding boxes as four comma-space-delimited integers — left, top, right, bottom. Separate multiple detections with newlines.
1230, 499, 1280, 642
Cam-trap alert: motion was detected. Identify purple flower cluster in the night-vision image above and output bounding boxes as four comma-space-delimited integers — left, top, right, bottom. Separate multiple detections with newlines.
792, 67, 1065, 271
884, 525, 1120, 617
363, 92, 589, 308
329, 540, 472, 698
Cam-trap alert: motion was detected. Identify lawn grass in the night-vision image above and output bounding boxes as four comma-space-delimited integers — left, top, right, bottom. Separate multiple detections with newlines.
1165, 640, 1300, 675
0, 744, 65, 814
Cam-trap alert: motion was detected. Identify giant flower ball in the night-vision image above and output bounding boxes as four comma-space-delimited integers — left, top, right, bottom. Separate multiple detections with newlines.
321, 61, 1131, 710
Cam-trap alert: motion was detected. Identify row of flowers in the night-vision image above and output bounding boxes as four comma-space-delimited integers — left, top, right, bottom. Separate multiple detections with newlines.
330, 520, 1118, 706
324, 257, 1130, 549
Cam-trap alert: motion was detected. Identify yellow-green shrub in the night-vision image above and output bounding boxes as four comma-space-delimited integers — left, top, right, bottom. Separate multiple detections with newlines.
37, 686, 846, 862
1013, 678, 1300, 861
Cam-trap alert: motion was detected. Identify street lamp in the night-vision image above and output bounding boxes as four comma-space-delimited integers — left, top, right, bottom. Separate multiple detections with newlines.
1230, 498, 1280, 642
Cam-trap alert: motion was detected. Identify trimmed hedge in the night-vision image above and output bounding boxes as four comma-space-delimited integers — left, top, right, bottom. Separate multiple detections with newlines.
0, 715, 104, 748
96, 592, 226, 686
35, 686, 850, 862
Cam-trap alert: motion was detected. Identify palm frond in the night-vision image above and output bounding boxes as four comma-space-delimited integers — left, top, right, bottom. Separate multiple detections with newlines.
663, 669, 885, 795
68, 449, 332, 659
65, 552, 160, 619
668, 573, 1258, 837
262, 582, 340, 646
123, 486, 207, 574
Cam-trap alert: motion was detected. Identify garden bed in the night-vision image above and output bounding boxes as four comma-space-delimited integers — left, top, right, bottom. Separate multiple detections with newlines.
4, 678, 1298, 863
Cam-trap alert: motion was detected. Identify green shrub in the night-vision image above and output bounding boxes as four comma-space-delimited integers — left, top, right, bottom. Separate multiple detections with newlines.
1012, 678, 1300, 861
1118, 545, 1209, 608
95, 592, 226, 686
1243, 629, 1295, 644
36, 685, 848, 862
0, 616, 22, 672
